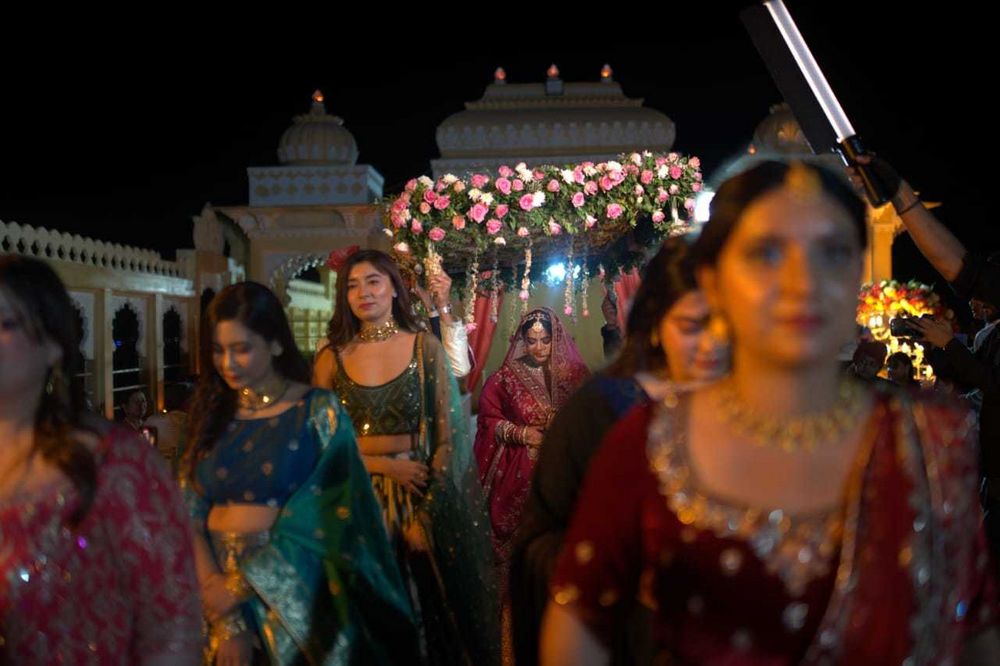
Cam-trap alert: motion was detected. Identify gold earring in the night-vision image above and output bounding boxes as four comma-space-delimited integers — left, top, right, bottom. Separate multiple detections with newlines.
649, 329, 660, 347
707, 314, 730, 345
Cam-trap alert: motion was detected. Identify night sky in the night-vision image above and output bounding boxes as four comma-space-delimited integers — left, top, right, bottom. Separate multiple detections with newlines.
1, 4, 990, 298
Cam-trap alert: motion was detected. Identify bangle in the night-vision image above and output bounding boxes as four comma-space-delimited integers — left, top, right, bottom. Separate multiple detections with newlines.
210, 610, 249, 642
439, 303, 452, 315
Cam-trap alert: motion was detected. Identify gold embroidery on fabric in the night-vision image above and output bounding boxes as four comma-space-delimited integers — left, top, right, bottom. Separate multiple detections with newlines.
646, 396, 870, 598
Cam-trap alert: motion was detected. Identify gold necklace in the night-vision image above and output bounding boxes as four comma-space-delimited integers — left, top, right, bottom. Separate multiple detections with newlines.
237, 376, 290, 411
717, 380, 865, 453
357, 319, 399, 343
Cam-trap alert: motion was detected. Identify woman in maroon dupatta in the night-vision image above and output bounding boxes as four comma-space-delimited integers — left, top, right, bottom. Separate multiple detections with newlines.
541, 161, 1000, 665
477, 308, 589, 563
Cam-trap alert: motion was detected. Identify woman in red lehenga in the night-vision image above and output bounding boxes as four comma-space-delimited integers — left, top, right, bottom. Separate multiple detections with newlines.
541, 161, 1000, 665
476, 307, 589, 659
0, 256, 202, 665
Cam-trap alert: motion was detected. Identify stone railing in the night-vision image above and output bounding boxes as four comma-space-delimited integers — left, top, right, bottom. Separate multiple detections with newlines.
1, 220, 190, 279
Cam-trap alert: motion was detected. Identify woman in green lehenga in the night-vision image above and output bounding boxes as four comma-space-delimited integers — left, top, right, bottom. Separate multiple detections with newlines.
314, 249, 500, 666
182, 281, 418, 665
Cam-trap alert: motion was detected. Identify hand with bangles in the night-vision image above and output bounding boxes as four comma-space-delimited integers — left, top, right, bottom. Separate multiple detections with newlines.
385, 457, 431, 495
201, 570, 249, 623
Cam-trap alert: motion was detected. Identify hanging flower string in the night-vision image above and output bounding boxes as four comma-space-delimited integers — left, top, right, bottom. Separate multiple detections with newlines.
464, 252, 480, 333
563, 244, 576, 319
520, 240, 533, 314
489, 253, 500, 323
581, 259, 591, 318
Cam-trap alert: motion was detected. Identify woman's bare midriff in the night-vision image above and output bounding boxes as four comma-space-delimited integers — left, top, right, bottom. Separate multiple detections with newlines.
358, 433, 412, 456
207, 504, 281, 533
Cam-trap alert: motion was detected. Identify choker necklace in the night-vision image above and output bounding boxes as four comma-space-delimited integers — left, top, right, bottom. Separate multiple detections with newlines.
237, 376, 290, 411
717, 379, 865, 453
357, 319, 399, 343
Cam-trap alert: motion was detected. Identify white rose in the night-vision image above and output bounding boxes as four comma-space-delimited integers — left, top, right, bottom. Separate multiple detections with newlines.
606, 161, 623, 172
583, 165, 597, 177
442, 174, 458, 184
494, 236, 507, 246
657, 165, 669, 179
561, 169, 576, 184
418, 176, 434, 188
479, 192, 494, 206
394, 242, 410, 253
532, 192, 546, 207
467, 188, 482, 201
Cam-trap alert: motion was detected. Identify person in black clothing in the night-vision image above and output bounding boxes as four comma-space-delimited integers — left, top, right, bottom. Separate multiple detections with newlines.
848, 155, 1000, 308
509, 238, 728, 666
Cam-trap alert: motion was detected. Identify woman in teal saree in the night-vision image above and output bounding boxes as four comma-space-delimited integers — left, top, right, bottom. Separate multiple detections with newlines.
183, 281, 418, 665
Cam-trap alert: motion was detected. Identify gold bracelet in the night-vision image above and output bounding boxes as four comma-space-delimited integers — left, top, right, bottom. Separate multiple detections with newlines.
210, 610, 249, 642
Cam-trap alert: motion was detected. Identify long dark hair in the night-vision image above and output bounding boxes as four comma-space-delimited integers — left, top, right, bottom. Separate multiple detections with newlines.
605, 237, 698, 377
186, 282, 310, 479
693, 160, 867, 268
0, 256, 95, 526
326, 249, 421, 349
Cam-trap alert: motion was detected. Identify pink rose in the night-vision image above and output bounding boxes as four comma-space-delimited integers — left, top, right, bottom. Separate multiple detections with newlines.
600, 176, 614, 192
630, 153, 643, 165
640, 170, 654, 185
471, 174, 489, 189
391, 213, 406, 228
404, 179, 418, 192
496, 178, 512, 195
428, 227, 446, 242
548, 220, 562, 235
657, 189, 669, 203
692, 182, 703, 192
512, 179, 525, 192
393, 242, 410, 253
423, 190, 438, 204
634, 185, 645, 196
433, 195, 451, 210
453, 181, 466, 193
668, 152, 679, 162
669, 184, 680, 195
669, 165, 683, 180
689, 156, 701, 168
652, 210, 666, 224
626, 165, 640, 176
655, 157, 666, 167
419, 202, 431, 214
564, 306, 573, 316
469, 203, 489, 223
486, 219, 503, 235
533, 170, 545, 181
519, 289, 530, 301
465, 322, 478, 334
606, 203, 623, 220
519, 194, 536, 211
498, 165, 513, 178
584, 181, 598, 196
452, 215, 467, 230
573, 168, 585, 184
411, 220, 423, 234
571, 192, 586, 208
495, 204, 509, 219
517, 226, 530, 237
391, 198, 407, 211
610, 169, 626, 185
585, 215, 597, 229
435, 180, 448, 193
684, 198, 696, 211
547, 179, 561, 193
695, 172, 703, 181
